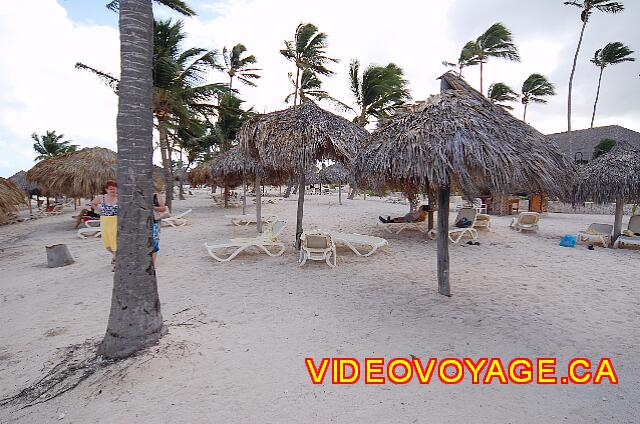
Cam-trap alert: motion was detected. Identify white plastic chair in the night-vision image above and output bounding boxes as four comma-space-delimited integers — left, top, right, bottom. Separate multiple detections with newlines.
577, 223, 613, 247
614, 215, 640, 249
299, 232, 337, 268
428, 208, 479, 243
509, 212, 540, 232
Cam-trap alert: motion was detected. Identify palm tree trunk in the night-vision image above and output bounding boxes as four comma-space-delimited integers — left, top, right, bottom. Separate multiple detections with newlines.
590, 66, 605, 128
295, 172, 306, 250
157, 120, 174, 210
523, 102, 528, 123
178, 149, 185, 200
293, 65, 301, 106
568, 19, 588, 133
99, 0, 164, 360
479, 61, 484, 95
242, 178, 247, 215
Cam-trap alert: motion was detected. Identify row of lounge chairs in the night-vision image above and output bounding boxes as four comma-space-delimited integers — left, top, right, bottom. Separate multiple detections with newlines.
76, 209, 193, 239
577, 215, 640, 249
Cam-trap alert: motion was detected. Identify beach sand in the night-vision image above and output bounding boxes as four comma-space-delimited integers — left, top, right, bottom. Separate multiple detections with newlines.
1, 190, 638, 423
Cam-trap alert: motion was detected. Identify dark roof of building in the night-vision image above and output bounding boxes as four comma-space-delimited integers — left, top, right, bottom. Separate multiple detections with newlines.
547, 125, 640, 161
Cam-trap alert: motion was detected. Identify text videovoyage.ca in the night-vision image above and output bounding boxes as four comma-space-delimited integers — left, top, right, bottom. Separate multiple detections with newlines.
305, 357, 618, 385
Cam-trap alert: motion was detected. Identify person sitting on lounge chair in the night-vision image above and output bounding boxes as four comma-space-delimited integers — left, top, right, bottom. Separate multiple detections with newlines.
73, 206, 100, 229
379, 205, 430, 223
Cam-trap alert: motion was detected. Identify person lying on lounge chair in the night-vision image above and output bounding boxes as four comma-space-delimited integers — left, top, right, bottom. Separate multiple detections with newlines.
379, 205, 430, 223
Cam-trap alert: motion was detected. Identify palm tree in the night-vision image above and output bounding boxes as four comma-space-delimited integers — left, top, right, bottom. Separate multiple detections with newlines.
443, 41, 481, 76
349, 60, 411, 126
222, 44, 261, 89
152, 19, 225, 209
465, 23, 520, 94
487, 82, 518, 110
99, 0, 163, 360
32, 131, 77, 161
280, 22, 338, 106
285, 68, 351, 111
106, 0, 195, 15
589, 41, 635, 127
521, 73, 556, 122
564, 0, 624, 132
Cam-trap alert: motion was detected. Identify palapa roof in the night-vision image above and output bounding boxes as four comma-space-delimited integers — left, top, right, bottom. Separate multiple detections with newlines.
9, 170, 44, 196
0, 177, 26, 223
238, 101, 368, 175
547, 125, 640, 162
573, 141, 640, 204
209, 147, 275, 187
357, 71, 574, 196
27, 147, 166, 197
27, 147, 117, 197
318, 162, 353, 185
187, 160, 216, 186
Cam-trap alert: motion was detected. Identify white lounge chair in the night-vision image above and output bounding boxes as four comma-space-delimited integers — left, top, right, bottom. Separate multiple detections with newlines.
474, 213, 491, 231
323, 231, 388, 257
204, 220, 287, 262
41, 204, 64, 216
428, 208, 479, 243
510, 212, 540, 232
378, 219, 429, 234
613, 215, 640, 249
577, 223, 613, 247
299, 232, 337, 268
77, 219, 101, 239
162, 209, 192, 227
225, 214, 276, 227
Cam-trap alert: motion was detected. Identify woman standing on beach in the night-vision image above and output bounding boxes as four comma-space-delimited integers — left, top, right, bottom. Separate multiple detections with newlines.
91, 180, 118, 269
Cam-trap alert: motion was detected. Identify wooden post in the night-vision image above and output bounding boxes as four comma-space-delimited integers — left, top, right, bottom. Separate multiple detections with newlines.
295, 173, 306, 249
242, 179, 247, 216
338, 184, 342, 205
613, 199, 624, 244
255, 176, 262, 234
437, 186, 451, 296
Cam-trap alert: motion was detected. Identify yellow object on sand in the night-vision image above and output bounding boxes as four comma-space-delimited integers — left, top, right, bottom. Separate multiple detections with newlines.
623, 229, 635, 237
101, 215, 118, 252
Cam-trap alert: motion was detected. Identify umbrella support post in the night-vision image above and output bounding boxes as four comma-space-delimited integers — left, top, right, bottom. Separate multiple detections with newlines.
256, 176, 262, 234
295, 173, 306, 250
613, 199, 624, 245
338, 185, 342, 205
437, 186, 451, 296
242, 180, 247, 216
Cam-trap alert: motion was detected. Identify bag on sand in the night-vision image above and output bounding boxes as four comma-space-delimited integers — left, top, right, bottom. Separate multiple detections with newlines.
559, 234, 577, 247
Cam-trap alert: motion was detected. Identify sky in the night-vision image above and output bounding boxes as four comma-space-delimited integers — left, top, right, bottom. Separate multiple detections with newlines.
1, 0, 639, 178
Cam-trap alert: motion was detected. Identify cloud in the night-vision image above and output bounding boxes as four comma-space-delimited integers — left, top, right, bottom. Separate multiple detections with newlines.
2, 0, 638, 177
0, 0, 119, 177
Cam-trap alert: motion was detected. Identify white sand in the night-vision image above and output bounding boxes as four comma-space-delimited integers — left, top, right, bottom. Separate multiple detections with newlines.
1, 190, 638, 423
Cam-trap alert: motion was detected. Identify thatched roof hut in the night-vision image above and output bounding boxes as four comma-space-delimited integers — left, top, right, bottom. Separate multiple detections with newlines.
0, 177, 26, 223
573, 141, 640, 241
238, 101, 368, 243
187, 160, 216, 186
318, 163, 353, 185
9, 170, 44, 197
26, 147, 117, 197
239, 101, 368, 174
359, 72, 573, 197
210, 147, 267, 188
359, 71, 574, 296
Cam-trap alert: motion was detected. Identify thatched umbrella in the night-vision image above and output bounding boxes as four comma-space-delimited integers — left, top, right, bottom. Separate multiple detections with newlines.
9, 170, 45, 215
319, 162, 353, 205
187, 160, 216, 187
359, 71, 574, 296
573, 141, 640, 242
0, 177, 26, 224
239, 101, 368, 246
27, 147, 117, 198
